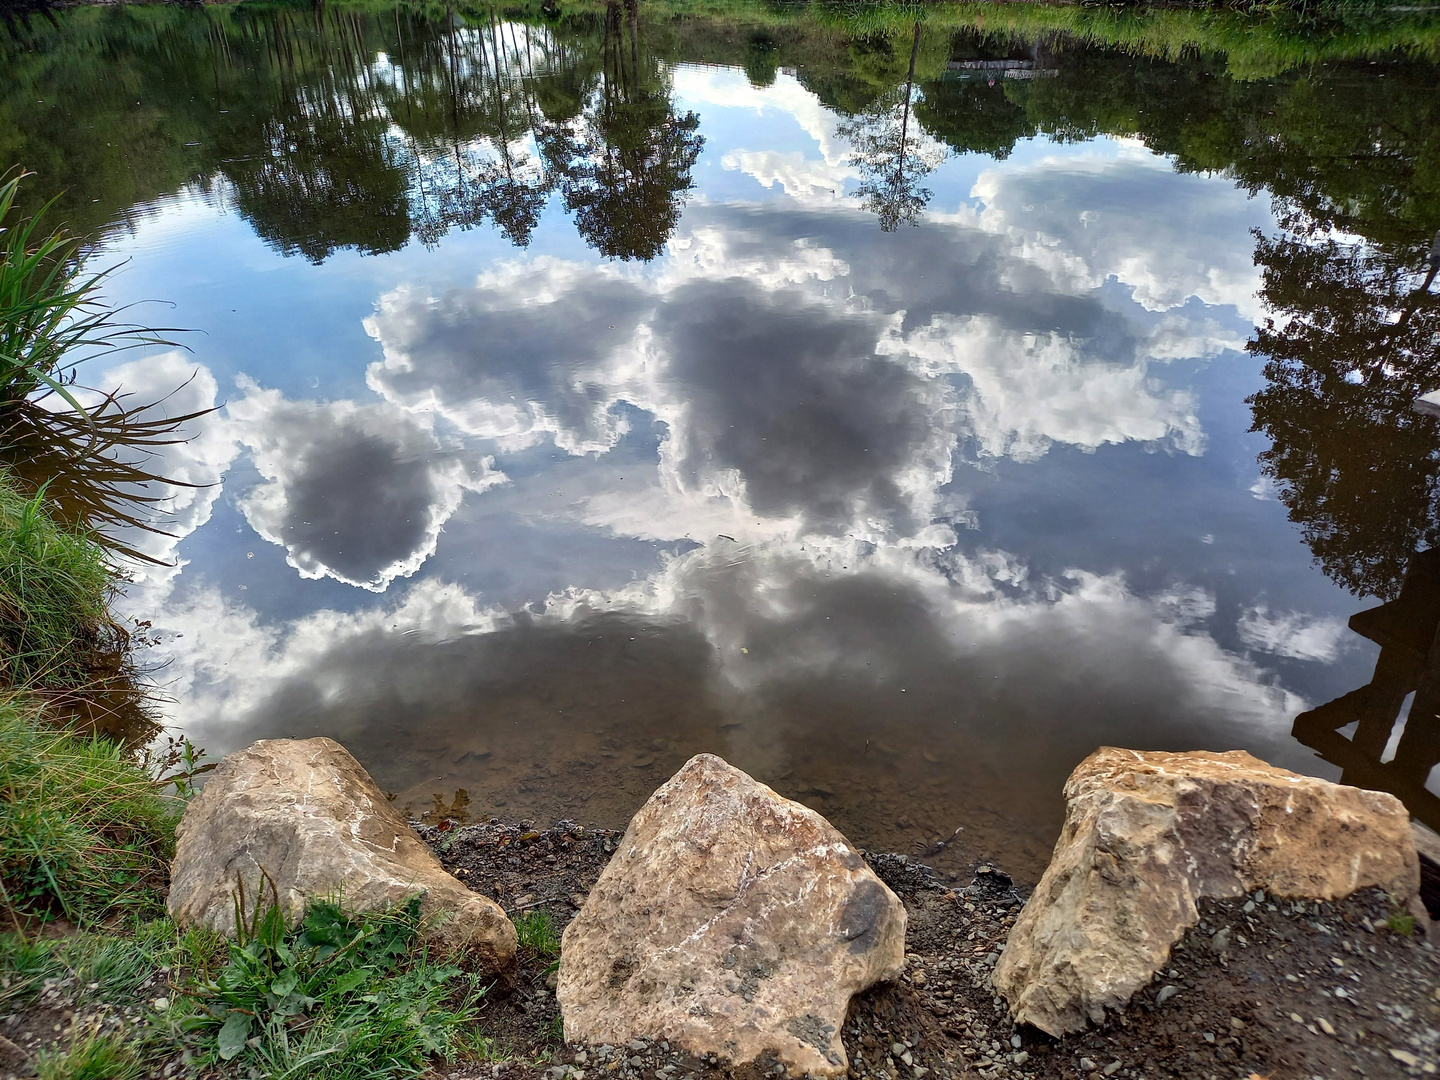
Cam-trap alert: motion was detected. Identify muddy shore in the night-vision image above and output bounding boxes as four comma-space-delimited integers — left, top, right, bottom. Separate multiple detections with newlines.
419, 820, 1440, 1080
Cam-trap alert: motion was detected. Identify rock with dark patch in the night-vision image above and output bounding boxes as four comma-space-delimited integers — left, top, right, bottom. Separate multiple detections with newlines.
556, 754, 906, 1076
0, 1033, 34, 1077
994, 747, 1419, 1037
167, 737, 517, 973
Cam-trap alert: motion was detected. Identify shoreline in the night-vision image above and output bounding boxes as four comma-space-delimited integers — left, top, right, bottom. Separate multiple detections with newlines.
1, 815, 1438, 1078
416, 819, 1440, 1080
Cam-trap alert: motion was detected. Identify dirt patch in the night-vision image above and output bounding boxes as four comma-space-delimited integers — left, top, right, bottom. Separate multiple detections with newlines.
423, 823, 1440, 1080
0, 971, 178, 1080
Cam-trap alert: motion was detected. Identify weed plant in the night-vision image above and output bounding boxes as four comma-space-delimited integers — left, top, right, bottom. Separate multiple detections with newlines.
180, 895, 487, 1080
0, 693, 175, 922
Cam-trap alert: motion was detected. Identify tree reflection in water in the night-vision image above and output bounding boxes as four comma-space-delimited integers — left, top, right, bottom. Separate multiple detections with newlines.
1265, 229, 1440, 827
550, 1, 703, 260
838, 24, 942, 232
1248, 231, 1440, 600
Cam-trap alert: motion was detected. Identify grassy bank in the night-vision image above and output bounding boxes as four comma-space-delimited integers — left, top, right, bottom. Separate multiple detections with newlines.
0, 690, 174, 924
0, 479, 119, 694
0, 890, 530, 1079
0, 479, 539, 1076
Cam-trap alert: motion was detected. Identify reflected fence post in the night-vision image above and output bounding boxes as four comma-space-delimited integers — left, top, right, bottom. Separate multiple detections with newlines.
1292, 548, 1440, 832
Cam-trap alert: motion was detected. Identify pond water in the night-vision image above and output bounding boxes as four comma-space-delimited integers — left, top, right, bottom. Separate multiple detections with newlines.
6, 1, 1440, 880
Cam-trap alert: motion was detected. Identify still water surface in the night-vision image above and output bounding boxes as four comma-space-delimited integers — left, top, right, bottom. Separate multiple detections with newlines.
7, 2, 1440, 879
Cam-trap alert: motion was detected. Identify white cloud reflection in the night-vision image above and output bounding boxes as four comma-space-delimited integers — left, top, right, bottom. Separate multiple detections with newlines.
1237, 605, 1350, 664
77, 353, 238, 585
965, 143, 1271, 323
109, 64, 1331, 865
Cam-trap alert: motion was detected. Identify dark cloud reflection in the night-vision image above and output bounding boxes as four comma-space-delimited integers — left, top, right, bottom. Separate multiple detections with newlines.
231, 386, 500, 590
656, 280, 950, 532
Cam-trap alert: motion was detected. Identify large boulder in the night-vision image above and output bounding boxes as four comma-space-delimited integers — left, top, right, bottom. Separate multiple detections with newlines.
557, 754, 905, 1076
995, 747, 1419, 1036
167, 737, 517, 973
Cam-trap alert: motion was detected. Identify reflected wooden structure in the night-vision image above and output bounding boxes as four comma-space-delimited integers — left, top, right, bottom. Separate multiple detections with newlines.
1292, 548, 1440, 833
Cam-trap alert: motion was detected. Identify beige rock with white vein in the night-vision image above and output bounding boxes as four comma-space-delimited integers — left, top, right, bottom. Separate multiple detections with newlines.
557, 754, 906, 1076
167, 737, 516, 973
995, 747, 1419, 1036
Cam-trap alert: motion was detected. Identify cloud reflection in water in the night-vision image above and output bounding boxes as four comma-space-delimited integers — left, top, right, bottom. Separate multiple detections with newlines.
112, 75, 1359, 881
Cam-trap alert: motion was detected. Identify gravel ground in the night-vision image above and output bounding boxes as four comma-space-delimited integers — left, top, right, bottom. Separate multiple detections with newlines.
422, 821, 1440, 1080
3, 820, 1437, 1080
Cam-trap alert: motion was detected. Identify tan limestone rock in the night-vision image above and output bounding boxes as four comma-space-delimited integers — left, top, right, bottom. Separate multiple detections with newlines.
994, 747, 1418, 1036
167, 737, 516, 973
556, 753, 905, 1076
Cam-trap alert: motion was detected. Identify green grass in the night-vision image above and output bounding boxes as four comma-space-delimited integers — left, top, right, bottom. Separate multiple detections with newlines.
2, 897, 497, 1078
1386, 908, 1418, 936
0, 919, 219, 1079
0, 474, 115, 692
512, 910, 561, 958
0, 918, 222, 1013
0, 693, 176, 922
33, 1030, 151, 1080
179, 896, 488, 1080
